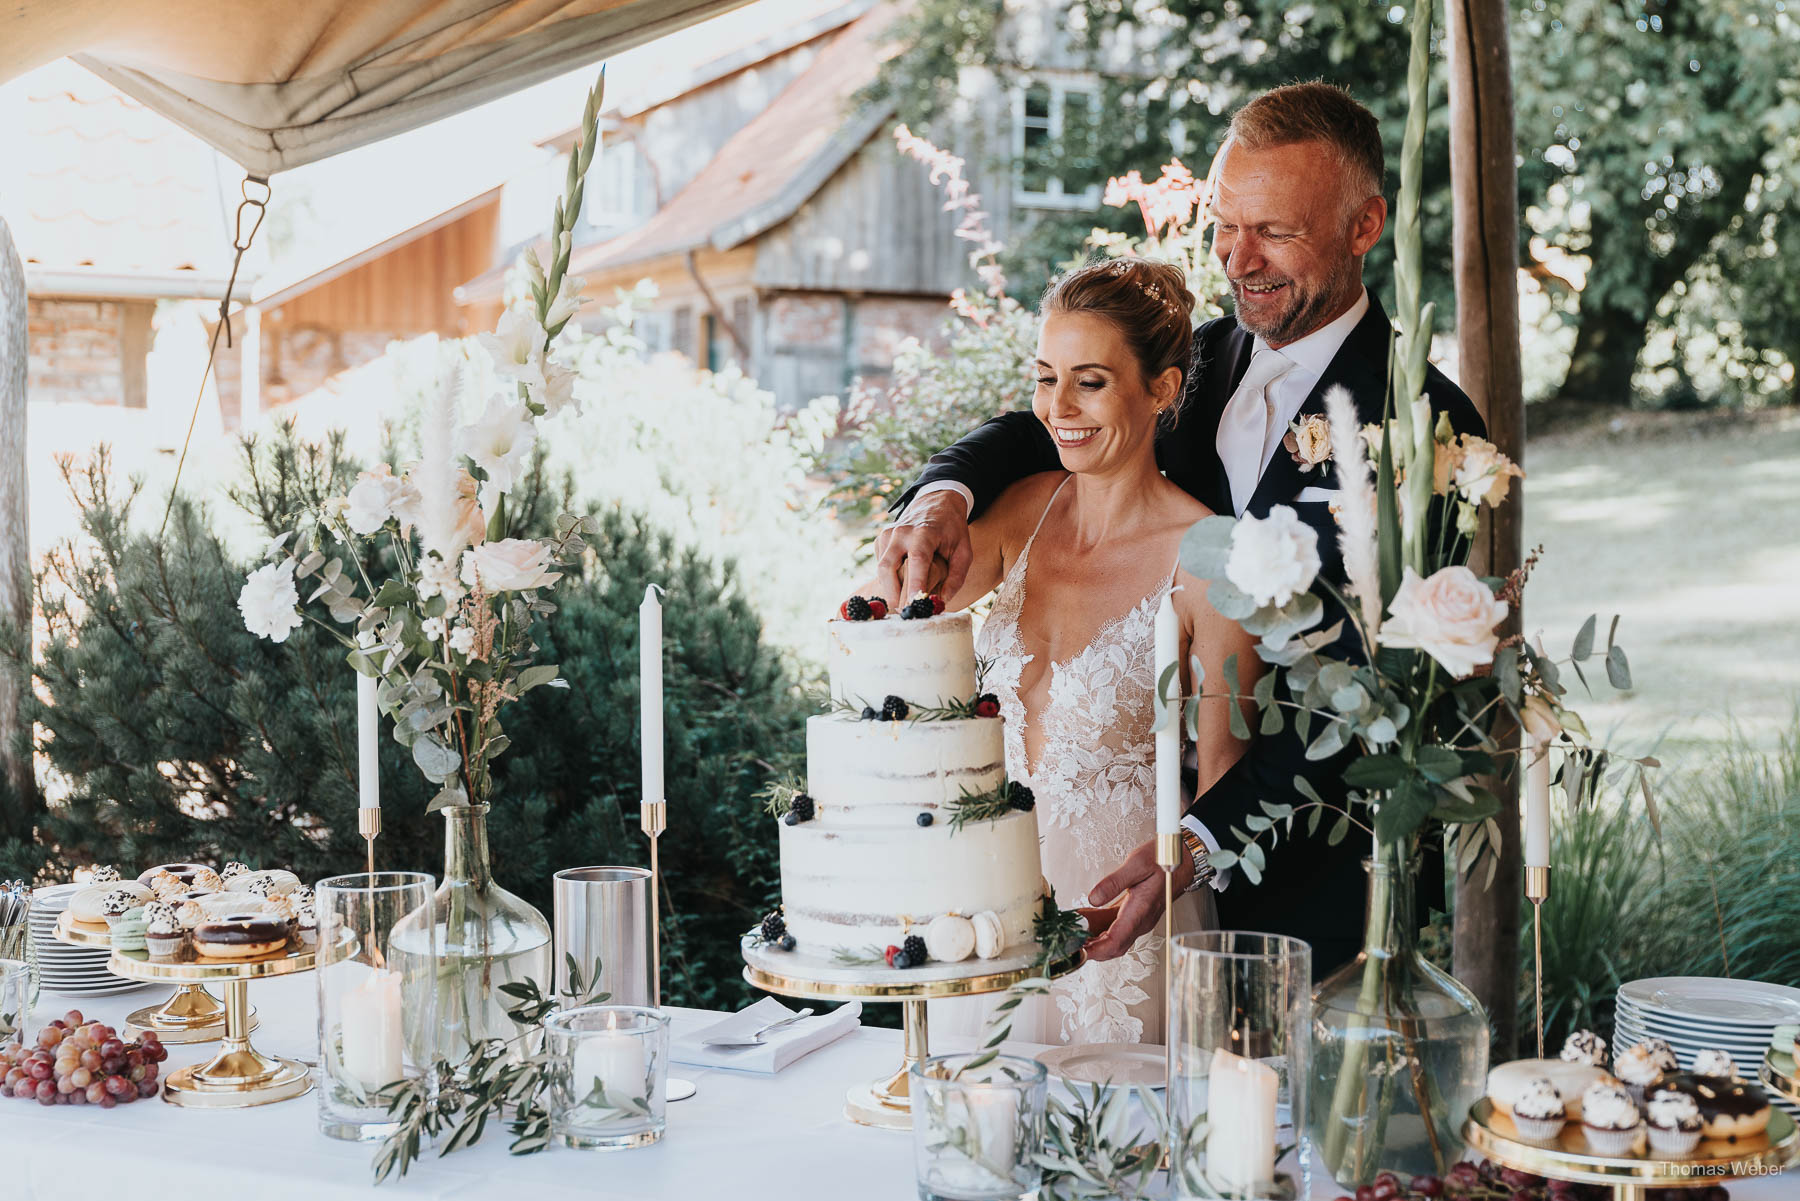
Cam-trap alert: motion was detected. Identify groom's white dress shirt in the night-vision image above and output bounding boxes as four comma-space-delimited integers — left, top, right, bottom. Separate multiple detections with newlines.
901, 288, 1370, 887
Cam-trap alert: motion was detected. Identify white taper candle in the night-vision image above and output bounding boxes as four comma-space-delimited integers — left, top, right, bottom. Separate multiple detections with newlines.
1154, 591, 1180, 837
640, 585, 664, 806
1524, 731, 1551, 869
357, 672, 380, 810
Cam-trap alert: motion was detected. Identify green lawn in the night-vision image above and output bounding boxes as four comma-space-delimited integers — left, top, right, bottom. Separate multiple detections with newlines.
1521, 408, 1800, 758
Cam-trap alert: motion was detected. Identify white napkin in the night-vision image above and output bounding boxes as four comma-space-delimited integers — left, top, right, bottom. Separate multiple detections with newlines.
670, 997, 862, 1074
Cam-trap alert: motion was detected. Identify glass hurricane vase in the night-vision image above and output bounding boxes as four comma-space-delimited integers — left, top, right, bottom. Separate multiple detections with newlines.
1308, 841, 1489, 1189
431, 804, 553, 1056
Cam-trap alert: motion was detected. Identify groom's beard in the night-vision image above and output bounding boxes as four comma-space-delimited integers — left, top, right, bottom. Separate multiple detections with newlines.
1230, 254, 1359, 346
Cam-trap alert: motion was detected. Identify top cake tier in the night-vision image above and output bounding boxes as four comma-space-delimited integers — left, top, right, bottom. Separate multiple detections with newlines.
825, 611, 977, 709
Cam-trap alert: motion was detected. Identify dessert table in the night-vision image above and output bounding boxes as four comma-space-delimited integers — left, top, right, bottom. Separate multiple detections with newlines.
4, 977, 1794, 1200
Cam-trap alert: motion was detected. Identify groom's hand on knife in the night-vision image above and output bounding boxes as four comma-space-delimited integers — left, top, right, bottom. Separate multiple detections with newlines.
1081, 836, 1196, 962
873, 490, 974, 606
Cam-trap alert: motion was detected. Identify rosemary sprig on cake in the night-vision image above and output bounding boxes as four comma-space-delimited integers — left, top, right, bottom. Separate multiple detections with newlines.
946, 778, 1035, 832
830, 944, 890, 967
756, 774, 808, 819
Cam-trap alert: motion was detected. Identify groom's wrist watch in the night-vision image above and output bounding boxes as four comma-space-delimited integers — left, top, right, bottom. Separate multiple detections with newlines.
1178, 827, 1215, 894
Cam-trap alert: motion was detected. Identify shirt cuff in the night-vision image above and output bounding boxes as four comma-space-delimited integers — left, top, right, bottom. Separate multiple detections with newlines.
1181, 815, 1230, 891
893, 480, 974, 523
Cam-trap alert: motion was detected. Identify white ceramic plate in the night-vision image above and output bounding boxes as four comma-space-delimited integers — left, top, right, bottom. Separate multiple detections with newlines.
1614, 1011, 1772, 1042
1617, 1002, 1791, 1038
1619, 977, 1800, 1026
1036, 1043, 1166, 1090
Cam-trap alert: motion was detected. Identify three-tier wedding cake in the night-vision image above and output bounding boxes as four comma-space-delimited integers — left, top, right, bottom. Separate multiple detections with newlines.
747, 604, 1048, 981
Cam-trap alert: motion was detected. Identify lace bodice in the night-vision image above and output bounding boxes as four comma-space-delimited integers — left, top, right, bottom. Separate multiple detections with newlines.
959, 476, 1206, 1045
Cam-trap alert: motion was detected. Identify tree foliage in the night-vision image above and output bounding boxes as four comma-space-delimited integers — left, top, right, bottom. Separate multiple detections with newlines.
870, 0, 1800, 407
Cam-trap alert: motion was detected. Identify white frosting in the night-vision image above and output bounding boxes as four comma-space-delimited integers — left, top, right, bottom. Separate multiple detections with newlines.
1513, 1077, 1565, 1121
805, 715, 1003, 825
1581, 1082, 1640, 1130
1561, 1029, 1608, 1068
1647, 1091, 1700, 1130
227, 869, 301, 896
1616, 1042, 1676, 1084
1692, 1049, 1736, 1079
825, 612, 977, 708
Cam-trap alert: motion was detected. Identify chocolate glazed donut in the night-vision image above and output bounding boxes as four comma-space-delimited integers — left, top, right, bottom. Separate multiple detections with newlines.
1651, 1073, 1774, 1142
137, 863, 208, 886
193, 914, 290, 959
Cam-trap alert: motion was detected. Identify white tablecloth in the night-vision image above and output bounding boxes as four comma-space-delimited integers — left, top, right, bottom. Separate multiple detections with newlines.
6, 977, 1794, 1200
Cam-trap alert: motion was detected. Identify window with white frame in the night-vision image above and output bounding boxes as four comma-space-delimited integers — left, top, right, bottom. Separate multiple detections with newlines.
585, 135, 648, 231
1011, 78, 1102, 209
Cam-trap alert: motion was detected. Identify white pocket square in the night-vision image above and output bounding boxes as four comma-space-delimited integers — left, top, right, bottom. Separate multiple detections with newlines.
1295, 487, 1339, 503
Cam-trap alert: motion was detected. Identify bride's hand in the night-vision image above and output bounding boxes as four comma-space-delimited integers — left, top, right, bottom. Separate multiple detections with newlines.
1083, 836, 1196, 961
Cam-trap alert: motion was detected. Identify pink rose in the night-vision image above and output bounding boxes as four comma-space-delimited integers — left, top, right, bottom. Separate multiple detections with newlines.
1377, 566, 1509, 678
460, 538, 562, 592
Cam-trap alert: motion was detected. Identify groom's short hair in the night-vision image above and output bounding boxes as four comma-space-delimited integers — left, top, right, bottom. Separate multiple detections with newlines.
1225, 82, 1385, 207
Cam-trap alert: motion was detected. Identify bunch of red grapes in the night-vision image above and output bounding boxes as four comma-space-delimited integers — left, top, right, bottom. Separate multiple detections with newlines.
1, 1009, 168, 1106
1332, 1162, 1732, 1201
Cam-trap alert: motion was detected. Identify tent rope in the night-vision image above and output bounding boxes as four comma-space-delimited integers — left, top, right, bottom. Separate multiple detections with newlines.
159, 174, 272, 537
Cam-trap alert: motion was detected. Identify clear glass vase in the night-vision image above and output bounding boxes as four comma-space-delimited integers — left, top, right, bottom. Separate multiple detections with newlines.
430, 804, 552, 1056
1308, 841, 1489, 1189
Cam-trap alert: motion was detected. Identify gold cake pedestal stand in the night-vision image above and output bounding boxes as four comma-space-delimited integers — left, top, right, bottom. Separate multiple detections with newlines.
55, 911, 257, 1044
1761, 1048, 1800, 1107
106, 937, 322, 1108
1463, 1097, 1799, 1201
744, 945, 1079, 1131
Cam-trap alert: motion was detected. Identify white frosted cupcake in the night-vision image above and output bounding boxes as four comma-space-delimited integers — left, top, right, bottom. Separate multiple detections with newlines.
1560, 1028, 1608, 1069
1646, 1090, 1703, 1155
1615, 1040, 1677, 1104
1510, 1076, 1567, 1141
1691, 1049, 1737, 1080
1581, 1082, 1644, 1156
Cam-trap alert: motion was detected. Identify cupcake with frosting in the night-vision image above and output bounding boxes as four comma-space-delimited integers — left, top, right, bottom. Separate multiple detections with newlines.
175, 898, 208, 931
1560, 1029, 1608, 1069
88, 864, 121, 885
295, 899, 317, 947
1510, 1076, 1567, 1141
1580, 1081, 1644, 1155
144, 903, 185, 959
144, 869, 186, 902
189, 866, 225, 893
1615, 1040, 1678, 1104
1646, 1089, 1703, 1155
101, 887, 141, 930
1692, 1049, 1737, 1080
219, 861, 253, 885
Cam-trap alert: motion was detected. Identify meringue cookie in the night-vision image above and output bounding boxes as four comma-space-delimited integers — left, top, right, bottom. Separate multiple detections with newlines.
1560, 1029, 1608, 1068
1692, 1049, 1737, 1079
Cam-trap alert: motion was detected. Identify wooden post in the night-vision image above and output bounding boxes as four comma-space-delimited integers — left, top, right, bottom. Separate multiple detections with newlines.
0, 216, 37, 832
1446, 0, 1524, 1060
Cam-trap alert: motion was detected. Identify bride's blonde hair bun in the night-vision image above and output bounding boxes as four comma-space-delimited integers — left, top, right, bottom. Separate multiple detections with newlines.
1039, 257, 1196, 422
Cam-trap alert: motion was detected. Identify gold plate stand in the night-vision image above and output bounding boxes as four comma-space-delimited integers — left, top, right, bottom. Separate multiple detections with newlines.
54, 911, 255, 1044
107, 937, 322, 1108
744, 945, 1080, 1132
1463, 1097, 1800, 1200
1762, 1049, 1800, 1106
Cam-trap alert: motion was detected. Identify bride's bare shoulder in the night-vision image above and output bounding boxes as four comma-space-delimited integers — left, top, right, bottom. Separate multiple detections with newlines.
983, 471, 1070, 535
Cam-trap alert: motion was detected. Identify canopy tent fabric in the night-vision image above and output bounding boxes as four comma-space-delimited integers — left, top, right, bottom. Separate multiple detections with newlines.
0, 0, 756, 177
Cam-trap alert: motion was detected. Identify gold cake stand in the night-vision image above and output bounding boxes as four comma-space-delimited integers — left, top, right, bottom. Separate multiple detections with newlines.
745, 942, 1080, 1131
106, 936, 321, 1108
55, 911, 257, 1044
1760, 1048, 1800, 1107
1463, 1097, 1799, 1200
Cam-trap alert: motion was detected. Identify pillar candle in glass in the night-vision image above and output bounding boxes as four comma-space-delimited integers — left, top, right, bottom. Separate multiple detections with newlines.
316, 871, 436, 1142
545, 1005, 671, 1150
910, 1052, 1047, 1201
1169, 931, 1311, 1200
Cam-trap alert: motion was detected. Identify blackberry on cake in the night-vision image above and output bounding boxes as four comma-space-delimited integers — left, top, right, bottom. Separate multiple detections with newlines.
901, 934, 927, 966
786, 794, 815, 824
901, 596, 935, 620
1009, 783, 1036, 812
880, 695, 909, 721
840, 595, 873, 622
759, 910, 787, 944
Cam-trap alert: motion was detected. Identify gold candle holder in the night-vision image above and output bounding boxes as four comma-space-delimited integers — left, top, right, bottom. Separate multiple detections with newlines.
1525, 863, 1550, 1059
358, 806, 381, 875
1157, 831, 1179, 1062
640, 798, 666, 1008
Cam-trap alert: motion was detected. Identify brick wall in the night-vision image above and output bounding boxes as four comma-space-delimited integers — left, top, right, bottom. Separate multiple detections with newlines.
26, 297, 152, 408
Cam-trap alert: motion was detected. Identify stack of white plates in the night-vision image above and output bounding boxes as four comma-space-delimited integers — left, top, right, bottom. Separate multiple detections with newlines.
1614, 975, 1800, 1118
28, 884, 147, 998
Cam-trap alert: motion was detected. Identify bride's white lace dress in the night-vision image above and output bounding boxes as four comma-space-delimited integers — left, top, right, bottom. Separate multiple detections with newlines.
930, 478, 1212, 1047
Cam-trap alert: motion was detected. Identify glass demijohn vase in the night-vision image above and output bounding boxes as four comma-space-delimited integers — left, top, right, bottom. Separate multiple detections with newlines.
1308, 841, 1489, 1189
432, 804, 553, 1053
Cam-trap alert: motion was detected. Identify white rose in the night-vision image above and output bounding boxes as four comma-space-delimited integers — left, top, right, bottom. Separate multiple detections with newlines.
1225, 505, 1321, 608
1377, 566, 1509, 678
460, 538, 562, 592
238, 560, 303, 643
1288, 415, 1332, 468
344, 464, 412, 535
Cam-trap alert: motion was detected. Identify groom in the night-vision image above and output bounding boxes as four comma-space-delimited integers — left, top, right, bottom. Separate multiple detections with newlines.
874, 82, 1485, 975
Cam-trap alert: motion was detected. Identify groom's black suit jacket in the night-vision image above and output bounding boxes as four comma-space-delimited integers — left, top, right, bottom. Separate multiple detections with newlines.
900, 295, 1486, 974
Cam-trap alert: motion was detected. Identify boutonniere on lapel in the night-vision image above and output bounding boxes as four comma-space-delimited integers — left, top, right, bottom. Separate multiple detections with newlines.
1282, 414, 1333, 471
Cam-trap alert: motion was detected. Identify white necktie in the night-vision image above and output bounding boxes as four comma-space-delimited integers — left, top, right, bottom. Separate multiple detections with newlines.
1216, 347, 1295, 515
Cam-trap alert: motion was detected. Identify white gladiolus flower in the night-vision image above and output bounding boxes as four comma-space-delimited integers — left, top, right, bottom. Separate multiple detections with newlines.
238, 560, 303, 643
448, 625, 477, 658
456, 394, 537, 506
461, 538, 563, 592
536, 363, 578, 416
1377, 566, 1510, 678
344, 464, 413, 535
477, 308, 547, 390
1225, 505, 1322, 608
543, 274, 586, 330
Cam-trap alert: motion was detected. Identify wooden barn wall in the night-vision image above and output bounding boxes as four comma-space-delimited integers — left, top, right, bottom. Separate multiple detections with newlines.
750, 133, 979, 296
270, 204, 499, 336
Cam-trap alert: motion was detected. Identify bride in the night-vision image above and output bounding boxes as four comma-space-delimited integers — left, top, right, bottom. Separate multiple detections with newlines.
869, 257, 1259, 1046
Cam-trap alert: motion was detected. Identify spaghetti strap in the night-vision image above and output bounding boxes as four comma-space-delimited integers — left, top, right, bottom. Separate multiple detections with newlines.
1022, 475, 1074, 551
